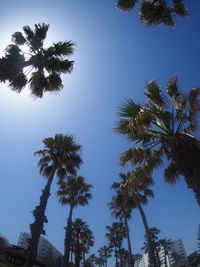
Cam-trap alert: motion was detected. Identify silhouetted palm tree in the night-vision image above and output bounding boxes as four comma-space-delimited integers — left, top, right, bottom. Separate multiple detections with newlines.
98, 246, 112, 267
116, 0, 188, 27
109, 190, 135, 267
26, 134, 82, 267
111, 172, 156, 266
116, 76, 200, 205
57, 176, 92, 267
0, 23, 74, 97
71, 218, 93, 267
105, 222, 126, 267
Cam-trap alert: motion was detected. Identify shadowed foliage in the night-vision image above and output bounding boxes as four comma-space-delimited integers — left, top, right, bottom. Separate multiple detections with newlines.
111, 172, 157, 266
57, 176, 92, 267
0, 23, 74, 97
116, 0, 188, 27
116, 76, 200, 205
26, 134, 82, 267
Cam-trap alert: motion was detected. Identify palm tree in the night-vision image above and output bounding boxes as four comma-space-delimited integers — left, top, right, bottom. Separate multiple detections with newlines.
98, 246, 112, 267
86, 254, 96, 267
71, 218, 93, 267
109, 191, 135, 267
105, 222, 127, 267
26, 134, 82, 267
116, 0, 188, 27
0, 23, 74, 97
111, 172, 156, 266
57, 176, 92, 267
116, 76, 200, 205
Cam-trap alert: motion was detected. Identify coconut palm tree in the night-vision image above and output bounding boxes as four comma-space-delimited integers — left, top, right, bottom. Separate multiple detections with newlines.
0, 23, 74, 97
111, 172, 156, 266
109, 192, 135, 267
26, 134, 82, 267
116, 76, 200, 205
116, 0, 188, 27
57, 176, 92, 267
98, 246, 112, 267
105, 222, 127, 267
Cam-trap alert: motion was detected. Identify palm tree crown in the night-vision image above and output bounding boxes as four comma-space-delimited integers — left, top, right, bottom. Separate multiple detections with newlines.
57, 176, 92, 207
116, 0, 188, 27
36, 133, 82, 178
116, 76, 200, 204
0, 23, 74, 97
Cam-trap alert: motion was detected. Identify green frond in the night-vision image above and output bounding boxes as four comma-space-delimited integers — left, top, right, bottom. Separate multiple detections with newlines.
116, 0, 137, 11
9, 73, 27, 92
120, 147, 150, 166
29, 71, 47, 98
164, 162, 179, 184
140, 0, 175, 27
167, 76, 179, 98
56, 168, 67, 180
51, 41, 74, 56
23, 25, 34, 42
145, 80, 166, 108
34, 23, 49, 41
12, 32, 26, 46
173, 0, 188, 17
189, 87, 200, 117
46, 73, 63, 92
117, 99, 141, 118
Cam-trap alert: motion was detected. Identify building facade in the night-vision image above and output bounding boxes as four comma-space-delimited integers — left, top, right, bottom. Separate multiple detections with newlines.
18, 232, 62, 266
138, 238, 187, 267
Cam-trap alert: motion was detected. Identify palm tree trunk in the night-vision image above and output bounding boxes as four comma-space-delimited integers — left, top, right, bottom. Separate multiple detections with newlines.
63, 204, 74, 267
124, 218, 133, 267
25, 165, 56, 267
114, 245, 119, 267
137, 202, 157, 267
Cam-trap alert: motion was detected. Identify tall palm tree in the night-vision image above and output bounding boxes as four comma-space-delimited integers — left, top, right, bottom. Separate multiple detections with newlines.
26, 134, 82, 267
71, 218, 93, 267
0, 23, 74, 97
109, 191, 135, 267
116, 76, 200, 205
57, 176, 92, 267
105, 222, 127, 267
98, 246, 112, 267
116, 0, 188, 27
112, 172, 156, 266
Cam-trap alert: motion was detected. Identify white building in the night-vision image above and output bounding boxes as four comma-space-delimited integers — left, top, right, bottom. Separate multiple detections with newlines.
170, 238, 187, 263
18, 232, 62, 266
138, 238, 187, 267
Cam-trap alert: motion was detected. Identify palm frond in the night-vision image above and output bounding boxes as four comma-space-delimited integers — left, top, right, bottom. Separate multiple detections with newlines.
173, 0, 188, 17
117, 99, 141, 118
140, 0, 175, 27
34, 23, 49, 41
9, 73, 27, 92
189, 87, 200, 117
145, 80, 166, 108
164, 162, 179, 184
12, 32, 26, 46
120, 147, 150, 166
116, 0, 137, 11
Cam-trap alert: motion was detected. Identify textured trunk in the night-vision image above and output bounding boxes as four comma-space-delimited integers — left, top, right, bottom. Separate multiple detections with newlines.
25, 165, 56, 267
171, 133, 200, 205
114, 245, 119, 267
75, 239, 81, 267
124, 218, 134, 267
63, 204, 74, 267
137, 202, 157, 267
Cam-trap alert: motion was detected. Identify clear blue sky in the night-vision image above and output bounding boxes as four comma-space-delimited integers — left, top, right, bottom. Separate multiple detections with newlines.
0, 0, 199, 264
